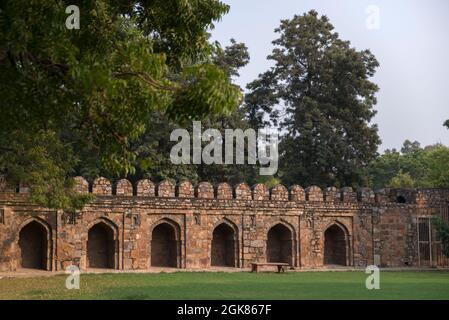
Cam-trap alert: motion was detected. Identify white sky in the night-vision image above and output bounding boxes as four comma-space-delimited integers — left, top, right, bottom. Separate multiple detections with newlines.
210, 0, 449, 151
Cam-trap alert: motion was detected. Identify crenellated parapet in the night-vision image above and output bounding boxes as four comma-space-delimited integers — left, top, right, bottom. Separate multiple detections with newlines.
157, 180, 175, 197
289, 185, 305, 201
270, 184, 289, 201
305, 186, 323, 202
74, 176, 89, 194
234, 183, 252, 200
195, 182, 214, 199
92, 177, 112, 195
136, 179, 155, 197
177, 181, 194, 198
340, 187, 357, 202
374, 188, 390, 204
323, 187, 338, 202
216, 183, 232, 199
9, 175, 448, 205
357, 187, 375, 203
252, 184, 269, 201
115, 179, 133, 196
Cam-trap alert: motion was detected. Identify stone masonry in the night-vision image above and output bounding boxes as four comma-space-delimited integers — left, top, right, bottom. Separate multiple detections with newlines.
0, 177, 448, 272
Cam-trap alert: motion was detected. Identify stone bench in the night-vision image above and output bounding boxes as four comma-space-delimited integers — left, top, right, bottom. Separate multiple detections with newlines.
251, 262, 289, 273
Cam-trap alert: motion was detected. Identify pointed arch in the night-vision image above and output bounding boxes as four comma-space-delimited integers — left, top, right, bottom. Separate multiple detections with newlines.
211, 219, 239, 267
87, 218, 118, 269
150, 218, 182, 268
266, 222, 295, 265
323, 221, 350, 266
18, 217, 52, 270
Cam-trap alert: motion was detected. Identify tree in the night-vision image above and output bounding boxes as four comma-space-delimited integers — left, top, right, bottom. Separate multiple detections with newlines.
368, 149, 404, 189
0, 0, 242, 209
245, 10, 380, 188
401, 140, 421, 155
212, 38, 250, 78
369, 141, 449, 189
423, 145, 449, 188
388, 170, 415, 188
104, 39, 255, 186
433, 217, 449, 258
194, 40, 255, 184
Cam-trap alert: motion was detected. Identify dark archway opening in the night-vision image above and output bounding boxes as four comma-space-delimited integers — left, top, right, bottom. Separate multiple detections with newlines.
87, 223, 115, 269
397, 196, 406, 203
211, 223, 236, 267
324, 225, 348, 266
151, 223, 179, 267
19, 221, 48, 269
267, 224, 292, 264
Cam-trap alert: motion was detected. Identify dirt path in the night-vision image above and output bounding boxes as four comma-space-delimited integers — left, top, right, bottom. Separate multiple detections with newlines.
1, 266, 445, 279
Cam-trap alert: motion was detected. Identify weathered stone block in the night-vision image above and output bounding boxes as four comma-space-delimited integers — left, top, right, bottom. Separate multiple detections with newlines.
136, 179, 155, 197
157, 180, 175, 197
324, 187, 338, 202
177, 181, 194, 198
234, 183, 251, 200
289, 185, 305, 201
357, 187, 375, 203
216, 183, 232, 199
341, 187, 356, 202
73, 176, 89, 194
252, 184, 269, 201
196, 182, 214, 199
116, 179, 133, 196
305, 186, 323, 202
92, 177, 112, 195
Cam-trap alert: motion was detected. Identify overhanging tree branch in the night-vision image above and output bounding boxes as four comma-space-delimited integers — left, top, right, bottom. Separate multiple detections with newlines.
113, 71, 178, 91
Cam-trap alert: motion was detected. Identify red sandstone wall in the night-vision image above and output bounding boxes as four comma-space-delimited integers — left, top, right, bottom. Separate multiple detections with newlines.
0, 178, 448, 272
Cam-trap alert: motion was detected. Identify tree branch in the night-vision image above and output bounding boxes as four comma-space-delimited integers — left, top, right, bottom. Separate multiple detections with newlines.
113, 71, 178, 91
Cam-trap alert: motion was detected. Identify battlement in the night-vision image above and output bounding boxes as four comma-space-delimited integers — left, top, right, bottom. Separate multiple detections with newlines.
3, 176, 446, 206
1, 175, 448, 272
78, 177, 449, 206
2, 176, 448, 207
75, 177, 383, 203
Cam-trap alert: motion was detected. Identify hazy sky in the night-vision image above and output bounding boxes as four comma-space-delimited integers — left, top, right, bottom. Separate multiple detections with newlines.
210, 0, 449, 151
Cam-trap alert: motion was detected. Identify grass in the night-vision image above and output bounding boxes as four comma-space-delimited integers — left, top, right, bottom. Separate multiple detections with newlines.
1, 271, 449, 300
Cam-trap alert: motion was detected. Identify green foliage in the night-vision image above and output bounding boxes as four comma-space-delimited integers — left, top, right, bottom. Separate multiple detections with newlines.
255, 175, 281, 189
369, 141, 449, 189
433, 216, 449, 258
212, 38, 250, 78
0, 0, 241, 210
388, 170, 415, 188
127, 105, 257, 186
1, 130, 93, 209
167, 64, 241, 122
75, 39, 254, 186
424, 145, 449, 188
245, 10, 380, 188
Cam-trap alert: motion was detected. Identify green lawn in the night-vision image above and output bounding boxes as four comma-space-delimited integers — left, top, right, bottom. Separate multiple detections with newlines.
1, 271, 449, 300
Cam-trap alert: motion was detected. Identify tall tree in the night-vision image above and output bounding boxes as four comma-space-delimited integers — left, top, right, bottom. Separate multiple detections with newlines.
195, 39, 257, 184
80, 39, 255, 186
0, 0, 242, 209
246, 10, 381, 187
369, 141, 449, 189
